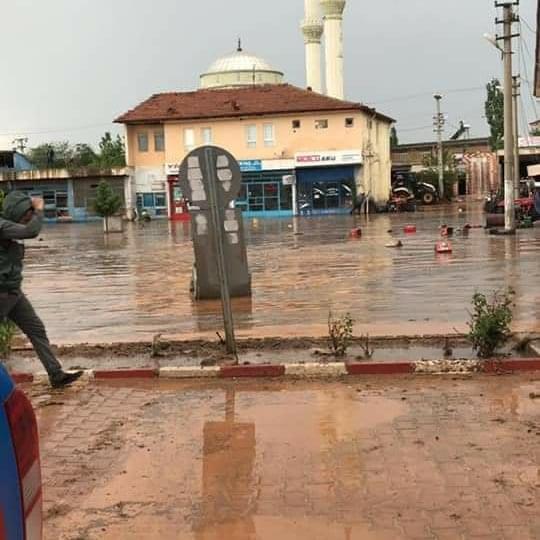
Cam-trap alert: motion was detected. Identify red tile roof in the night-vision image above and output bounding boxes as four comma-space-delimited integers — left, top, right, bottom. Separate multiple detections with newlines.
115, 84, 394, 124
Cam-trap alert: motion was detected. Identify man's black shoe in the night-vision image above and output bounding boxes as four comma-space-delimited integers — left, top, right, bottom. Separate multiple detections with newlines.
51, 371, 84, 389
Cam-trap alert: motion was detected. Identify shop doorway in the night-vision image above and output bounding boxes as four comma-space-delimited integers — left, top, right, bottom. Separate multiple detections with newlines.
296, 166, 356, 215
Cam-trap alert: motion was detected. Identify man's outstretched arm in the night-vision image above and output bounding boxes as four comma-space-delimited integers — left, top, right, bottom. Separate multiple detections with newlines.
0, 198, 44, 240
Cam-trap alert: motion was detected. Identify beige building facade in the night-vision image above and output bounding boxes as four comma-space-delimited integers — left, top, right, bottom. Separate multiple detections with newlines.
117, 84, 392, 219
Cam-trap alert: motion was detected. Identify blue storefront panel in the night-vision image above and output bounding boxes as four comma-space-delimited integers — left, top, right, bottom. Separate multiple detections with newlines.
296, 165, 356, 215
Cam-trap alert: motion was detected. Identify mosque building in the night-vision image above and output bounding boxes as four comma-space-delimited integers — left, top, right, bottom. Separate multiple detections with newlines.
116, 1, 393, 219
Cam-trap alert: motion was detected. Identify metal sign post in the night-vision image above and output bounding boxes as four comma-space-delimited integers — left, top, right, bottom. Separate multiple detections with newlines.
203, 147, 237, 356
179, 146, 250, 356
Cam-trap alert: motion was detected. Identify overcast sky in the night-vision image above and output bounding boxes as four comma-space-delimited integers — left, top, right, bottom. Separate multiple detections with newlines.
0, 0, 537, 151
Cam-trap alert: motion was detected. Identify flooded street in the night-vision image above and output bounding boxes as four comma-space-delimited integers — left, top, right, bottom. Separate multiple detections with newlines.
22, 202, 540, 344
32, 374, 540, 539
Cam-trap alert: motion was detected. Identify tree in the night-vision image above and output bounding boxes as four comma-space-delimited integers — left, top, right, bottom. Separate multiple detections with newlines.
27, 142, 72, 169
485, 78, 504, 151
93, 180, 122, 233
417, 148, 461, 200
71, 144, 97, 167
0, 190, 5, 213
26, 132, 125, 170
390, 126, 399, 149
98, 132, 126, 168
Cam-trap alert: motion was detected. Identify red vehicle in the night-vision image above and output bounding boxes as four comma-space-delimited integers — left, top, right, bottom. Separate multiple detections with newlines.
485, 181, 540, 220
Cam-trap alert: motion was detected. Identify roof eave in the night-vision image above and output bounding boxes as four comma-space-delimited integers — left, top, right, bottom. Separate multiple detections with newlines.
116, 107, 394, 125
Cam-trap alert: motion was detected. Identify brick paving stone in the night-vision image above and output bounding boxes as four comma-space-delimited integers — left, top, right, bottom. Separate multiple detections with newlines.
25, 374, 540, 540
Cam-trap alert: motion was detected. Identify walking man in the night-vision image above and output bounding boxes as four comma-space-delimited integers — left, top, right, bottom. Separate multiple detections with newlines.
0, 191, 83, 388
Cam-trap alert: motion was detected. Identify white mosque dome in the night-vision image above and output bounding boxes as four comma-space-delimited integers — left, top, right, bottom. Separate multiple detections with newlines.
200, 42, 285, 89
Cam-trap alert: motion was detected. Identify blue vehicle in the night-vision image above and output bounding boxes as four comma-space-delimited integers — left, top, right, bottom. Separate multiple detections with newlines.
0, 365, 42, 540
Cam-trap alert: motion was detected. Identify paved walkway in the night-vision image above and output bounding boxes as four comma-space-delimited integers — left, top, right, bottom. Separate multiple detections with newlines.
28, 374, 540, 539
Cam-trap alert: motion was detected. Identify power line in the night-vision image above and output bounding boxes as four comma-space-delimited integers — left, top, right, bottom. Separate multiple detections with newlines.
519, 15, 536, 35
519, 93, 530, 143
0, 122, 114, 138
396, 125, 434, 133
517, 19, 539, 122
368, 86, 485, 106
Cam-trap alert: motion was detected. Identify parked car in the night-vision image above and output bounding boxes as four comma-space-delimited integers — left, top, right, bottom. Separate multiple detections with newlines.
0, 364, 42, 540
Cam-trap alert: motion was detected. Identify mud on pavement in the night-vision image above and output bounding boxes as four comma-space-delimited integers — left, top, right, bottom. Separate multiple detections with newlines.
29, 373, 540, 540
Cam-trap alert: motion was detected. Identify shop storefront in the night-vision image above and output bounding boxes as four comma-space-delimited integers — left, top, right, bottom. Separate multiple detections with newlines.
4, 176, 126, 222
294, 150, 362, 215
237, 160, 295, 218
165, 164, 190, 221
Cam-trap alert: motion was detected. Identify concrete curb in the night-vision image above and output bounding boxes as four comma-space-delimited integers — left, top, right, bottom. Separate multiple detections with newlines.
159, 366, 220, 379
10, 357, 540, 385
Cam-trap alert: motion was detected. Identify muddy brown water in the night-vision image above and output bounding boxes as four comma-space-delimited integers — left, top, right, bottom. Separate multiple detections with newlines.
21, 202, 540, 344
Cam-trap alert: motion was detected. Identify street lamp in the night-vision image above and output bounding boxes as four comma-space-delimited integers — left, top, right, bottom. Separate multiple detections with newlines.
483, 33, 503, 53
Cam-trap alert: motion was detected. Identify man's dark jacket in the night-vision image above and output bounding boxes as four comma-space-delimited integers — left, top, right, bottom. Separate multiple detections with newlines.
0, 192, 42, 292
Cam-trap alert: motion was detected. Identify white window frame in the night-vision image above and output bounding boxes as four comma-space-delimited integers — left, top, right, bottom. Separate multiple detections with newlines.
184, 128, 195, 151
137, 132, 149, 152
245, 125, 257, 149
201, 127, 213, 145
263, 123, 275, 147
154, 130, 165, 152
315, 119, 329, 130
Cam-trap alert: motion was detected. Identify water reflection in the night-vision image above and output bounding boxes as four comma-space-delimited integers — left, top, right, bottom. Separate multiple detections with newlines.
195, 389, 256, 539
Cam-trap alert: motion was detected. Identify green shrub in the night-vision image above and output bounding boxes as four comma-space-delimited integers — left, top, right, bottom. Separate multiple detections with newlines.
328, 312, 354, 357
468, 289, 515, 358
0, 319, 17, 358
93, 180, 122, 218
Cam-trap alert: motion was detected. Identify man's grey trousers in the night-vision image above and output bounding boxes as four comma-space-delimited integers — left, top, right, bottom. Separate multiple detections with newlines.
0, 290, 62, 379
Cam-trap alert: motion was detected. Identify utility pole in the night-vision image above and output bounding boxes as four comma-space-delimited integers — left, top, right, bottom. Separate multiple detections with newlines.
512, 75, 521, 199
496, 1, 519, 232
433, 94, 445, 199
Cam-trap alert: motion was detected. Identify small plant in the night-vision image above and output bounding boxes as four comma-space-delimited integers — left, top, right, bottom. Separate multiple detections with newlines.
93, 180, 122, 233
0, 319, 17, 358
358, 334, 374, 360
151, 333, 170, 358
467, 289, 515, 359
328, 312, 354, 357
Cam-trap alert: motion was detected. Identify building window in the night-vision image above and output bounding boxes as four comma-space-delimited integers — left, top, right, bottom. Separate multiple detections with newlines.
137, 133, 149, 152
263, 123, 275, 147
236, 172, 294, 213
246, 125, 257, 148
154, 130, 165, 152
345, 117, 355, 128
184, 128, 195, 151
315, 119, 328, 130
292, 120, 301, 130
137, 192, 167, 209
154, 192, 167, 208
201, 127, 213, 145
